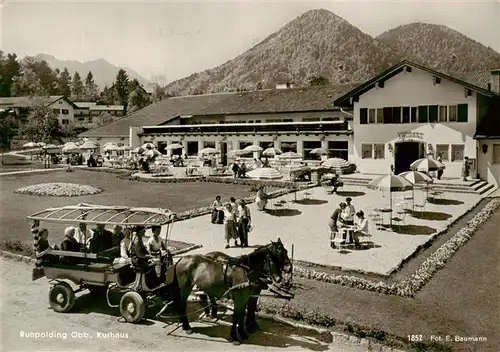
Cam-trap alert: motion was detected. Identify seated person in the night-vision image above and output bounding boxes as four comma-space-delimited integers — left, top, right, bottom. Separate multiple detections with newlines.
111, 225, 124, 248
89, 224, 113, 253
114, 227, 132, 264
352, 211, 369, 248
329, 202, 346, 235
147, 226, 168, 278
75, 222, 92, 247
60, 227, 85, 264
131, 227, 152, 269
61, 227, 84, 252
37, 228, 58, 263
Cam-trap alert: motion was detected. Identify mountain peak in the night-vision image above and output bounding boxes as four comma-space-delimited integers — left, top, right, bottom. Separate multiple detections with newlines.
32, 54, 151, 89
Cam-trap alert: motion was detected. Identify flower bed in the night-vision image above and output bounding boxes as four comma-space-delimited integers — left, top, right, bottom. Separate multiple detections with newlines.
14, 183, 103, 197
291, 198, 500, 298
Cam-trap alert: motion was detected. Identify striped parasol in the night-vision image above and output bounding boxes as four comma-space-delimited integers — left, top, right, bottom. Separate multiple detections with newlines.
399, 171, 434, 208
398, 171, 433, 184
80, 141, 98, 150
166, 143, 183, 150
410, 158, 445, 172
243, 145, 263, 153
368, 174, 414, 226
278, 152, 303, 160
247, 167, 283, 180
310, 148, 328, 155
141, 142, 156, 150
103, 144, 121, 152
321, 158, 355, 174
262, 147, 282, 157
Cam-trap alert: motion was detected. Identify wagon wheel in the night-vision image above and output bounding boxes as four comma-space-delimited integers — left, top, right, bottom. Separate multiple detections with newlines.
49, 282, 76, 313
120, 292, 146, 323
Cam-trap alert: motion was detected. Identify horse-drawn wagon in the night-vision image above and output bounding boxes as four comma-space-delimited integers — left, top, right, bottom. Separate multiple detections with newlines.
29, 203, 177, 323
29, 203, 295, 344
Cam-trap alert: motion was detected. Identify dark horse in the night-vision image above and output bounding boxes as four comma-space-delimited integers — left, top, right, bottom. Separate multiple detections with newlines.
202, 239, 292, 334
167, 239, 291, 345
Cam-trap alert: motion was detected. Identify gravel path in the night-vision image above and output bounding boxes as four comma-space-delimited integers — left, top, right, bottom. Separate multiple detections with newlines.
0, 258, 375, 352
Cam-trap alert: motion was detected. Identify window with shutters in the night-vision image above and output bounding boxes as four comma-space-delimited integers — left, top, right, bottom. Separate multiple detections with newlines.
368, 109, 376, 123
451, 145, 465, 161
448, 105, 458, 121
402, 107, 410, 123
376, 109, 384, 123
362, 144, 373, 159
436, 144, 449, 161
392, 107, 401, 123
374, 144, 385, 159
439, 106, 448, 122
493, 145, 500, 164
410, 107, 418, 123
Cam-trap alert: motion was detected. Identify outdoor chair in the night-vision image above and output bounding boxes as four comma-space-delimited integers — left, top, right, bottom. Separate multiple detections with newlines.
357, 227, 374, 248
392, 203, 407, 231
369, 212, 383, 230
414, 198, 427, 216
330, 230, 347, 249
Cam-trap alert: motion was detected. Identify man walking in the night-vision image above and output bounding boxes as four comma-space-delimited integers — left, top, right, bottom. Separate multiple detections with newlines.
237, 200, 251, 247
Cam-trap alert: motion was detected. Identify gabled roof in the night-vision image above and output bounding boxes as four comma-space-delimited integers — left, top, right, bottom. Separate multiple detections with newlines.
0, 95, 80, 109
334, 60, 499, 107
79, 84, 358, 138
475, 98, 500, 139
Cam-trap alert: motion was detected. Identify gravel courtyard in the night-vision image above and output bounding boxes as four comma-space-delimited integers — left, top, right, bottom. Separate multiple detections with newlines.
169, 186, 482, 275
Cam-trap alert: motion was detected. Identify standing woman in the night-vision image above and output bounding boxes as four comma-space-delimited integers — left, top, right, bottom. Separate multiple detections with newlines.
237, 200, 251, 247
211, 195, 223, 224
223, 203, 238, 248
461, 156, 470, 181
437, 153, 444, 180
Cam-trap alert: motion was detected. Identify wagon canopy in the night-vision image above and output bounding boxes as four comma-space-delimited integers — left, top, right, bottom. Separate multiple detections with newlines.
27, 203, 176, 226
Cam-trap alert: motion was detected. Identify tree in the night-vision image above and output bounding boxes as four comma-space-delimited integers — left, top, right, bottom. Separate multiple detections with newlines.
115, 69, 130, 113
128, 79, 150, 112
11, 67, 44, 96
0, 109, 19, 151
58, 68, 72, 98
84, 71, 99, 101
308, 75, 330, 86
0, 52, 21, 97
21, 57, 58, 94
97, 85, 117, 105
20, 98, 63, 143
91, 111, 114, 129
71, 71, 85, 101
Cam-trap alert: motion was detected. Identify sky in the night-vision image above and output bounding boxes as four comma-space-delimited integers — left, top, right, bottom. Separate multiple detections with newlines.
1, 0, 499, 84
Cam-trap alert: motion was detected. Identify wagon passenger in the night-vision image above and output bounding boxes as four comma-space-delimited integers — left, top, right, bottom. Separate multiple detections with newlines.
61, 227, 84, 252
131, 227, 152, 269
115, 228, 132, 264
147, 226, 168, 278
111, 225, 124, 248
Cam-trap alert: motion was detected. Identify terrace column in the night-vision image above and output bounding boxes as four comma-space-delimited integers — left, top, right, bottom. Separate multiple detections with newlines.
165, 139, 172, 158
274, 138, 281, 150
182, 140, 188, 157
198, 140, 204, 154
296, 140, 304, 159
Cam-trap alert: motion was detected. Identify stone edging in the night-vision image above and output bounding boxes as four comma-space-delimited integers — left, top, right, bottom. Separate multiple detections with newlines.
0, 250, 35, 264
291, 198, 500, 297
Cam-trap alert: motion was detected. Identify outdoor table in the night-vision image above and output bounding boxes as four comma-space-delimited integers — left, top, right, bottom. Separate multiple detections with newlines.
340, 226, 356, 244
404, 196, 414, 210
374, 208, 393, 229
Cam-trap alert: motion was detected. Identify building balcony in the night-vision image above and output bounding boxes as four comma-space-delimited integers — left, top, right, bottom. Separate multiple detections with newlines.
141, 121, 352, 136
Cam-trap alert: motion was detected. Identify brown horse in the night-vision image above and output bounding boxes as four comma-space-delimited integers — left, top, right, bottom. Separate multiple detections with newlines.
202, 238, 292, 333
167, 239, 291, 345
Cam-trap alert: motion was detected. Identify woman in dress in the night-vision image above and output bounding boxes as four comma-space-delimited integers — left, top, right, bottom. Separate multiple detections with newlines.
461, 156, 470, 181
223, 203, 238, 248
255, 186, 267, 211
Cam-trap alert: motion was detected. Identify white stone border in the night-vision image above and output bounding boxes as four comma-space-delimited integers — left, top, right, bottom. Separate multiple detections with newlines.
291, 198, 500, 297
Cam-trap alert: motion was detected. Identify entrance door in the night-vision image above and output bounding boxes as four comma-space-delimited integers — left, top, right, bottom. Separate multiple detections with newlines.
220, 142, 228, 166
395, 142, 421, 174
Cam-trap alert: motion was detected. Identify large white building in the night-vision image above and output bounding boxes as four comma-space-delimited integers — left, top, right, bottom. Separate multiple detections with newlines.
80, 84, 358, 164
334, 60, 500, 182
79, 60, 500, 185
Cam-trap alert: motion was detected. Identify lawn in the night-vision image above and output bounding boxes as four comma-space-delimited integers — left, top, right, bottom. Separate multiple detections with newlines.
0, 169, 253, 245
